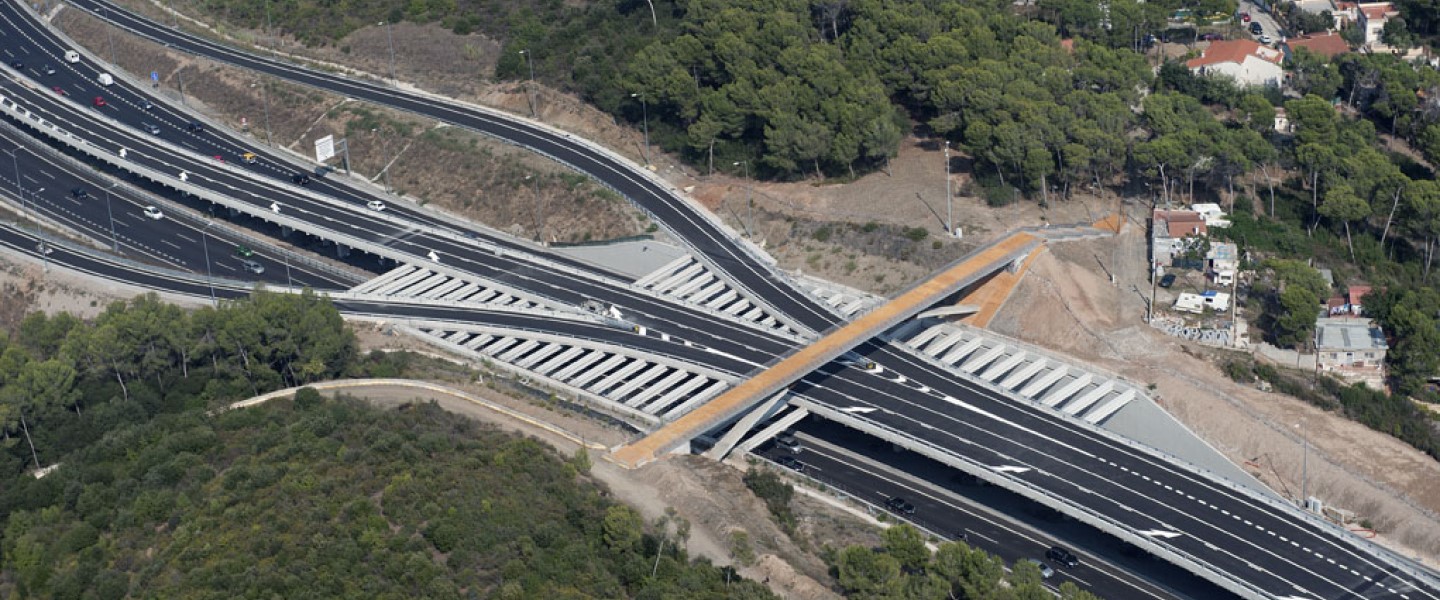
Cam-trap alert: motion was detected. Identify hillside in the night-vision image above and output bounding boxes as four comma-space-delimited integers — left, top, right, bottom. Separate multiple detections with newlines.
0, 393, 775, 599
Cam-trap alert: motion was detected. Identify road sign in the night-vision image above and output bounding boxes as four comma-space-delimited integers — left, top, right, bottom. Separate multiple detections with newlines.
150, 71, 159, 83
314, 134, 335, 162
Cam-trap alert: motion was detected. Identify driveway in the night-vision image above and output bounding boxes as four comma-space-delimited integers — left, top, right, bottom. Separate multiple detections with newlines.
1239, 0, 1285, 41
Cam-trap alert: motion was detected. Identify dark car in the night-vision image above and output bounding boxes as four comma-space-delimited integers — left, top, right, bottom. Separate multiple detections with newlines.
41, 64, 55, 75
1249, 21, 1263, 35
775, 433, 803, 453
1047, 546, 1080, 568
9, 60, 22, 70
234, 244, 254, 258
291, 173, 312, 185
775, 455, 805, 473
1159, 273, 1177, 288
1200, 32, 1225, 41
70, 187, 88, 200
885, 496, 916, 515
186, 121, 204, 133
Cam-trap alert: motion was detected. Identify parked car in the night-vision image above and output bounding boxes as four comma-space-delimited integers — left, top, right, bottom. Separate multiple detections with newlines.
1047, 546, 1080, 568
1259, 34, 1274, 44
1241, 11, 1251, 22
1200, 32, 1225, 41
885, 496, 916, 515
1159, 273, 1177, 288
1250, 21, 1264, 35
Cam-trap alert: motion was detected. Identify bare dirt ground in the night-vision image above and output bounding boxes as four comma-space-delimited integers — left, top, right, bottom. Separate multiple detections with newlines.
991, 221, 1440, 567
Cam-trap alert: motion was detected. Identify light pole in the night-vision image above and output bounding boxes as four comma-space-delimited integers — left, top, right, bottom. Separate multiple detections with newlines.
630, 92, 650, 166
252, 81, 272, 146
525, 174, 543, 241
284, 254, 292, 289
29, 187, 47, 273
11, 145, 23, 198
1295, 420, 1309, 507
200, 221, 217, 307
372, 127, 392, 192
518, 49, 536, 117
944, 140, 953, 236
380, 21, 397, 85
104, 184, 118, 252
733, 160, 752, 238
102, 6, 117, 66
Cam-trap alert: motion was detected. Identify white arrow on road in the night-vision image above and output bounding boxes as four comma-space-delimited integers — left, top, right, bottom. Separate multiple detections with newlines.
270, 202, 282, 214
427, 250, 441, 263
991, 465, 1032, 474
840, 406, 878, 414
178, 170, 188, 181
1138, 529, 1184, 539
117, 147, 127, 158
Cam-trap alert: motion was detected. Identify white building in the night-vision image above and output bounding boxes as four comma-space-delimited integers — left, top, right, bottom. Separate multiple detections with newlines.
1190, 203, 1231, 228
1185, 40, 1285, 88
1316, 317, 1389, 388
1357, 2, 1399, 47
1207, 242, 1239, 286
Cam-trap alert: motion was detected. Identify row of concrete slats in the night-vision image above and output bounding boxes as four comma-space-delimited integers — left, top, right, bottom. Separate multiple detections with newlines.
723, 298, 752, 316
908, 324, 949, 348
704, 289, 739, 309
533, 347, 586, 376
626, 369, 690, 408
688, 281, 728, 305
940, 337, 985, 366
351, 265, 413, 294
497, 340, 541, 363
1063, 380, 1114, 416
463, 334, 494, 351
1002, 358, 1050, 391
611, 364, 672, 403
443, 331, 470, 344
1041, 373, 1093, 407
590, 361, 648, 396
644, 376, 710, 415
443, 283, 483, 302
962, 344, 1007, 373
553, 351, 605, 380
1020, 365, 1069, 398
481, 337, 519, 357
652, 262, 706, 294
399, 274, 450, 297
571, 355, 628, 389
923, 330, 967, 357
660, 379, 729, 419
515, 345, 563, 370
670, 273, 715, 299
419, 278, 466, 300
635, 255, 694, 288
840, 298, 868, 316
980, 351, 1028, 382
372, 267, 433, 296
1084, 389, 1135, 424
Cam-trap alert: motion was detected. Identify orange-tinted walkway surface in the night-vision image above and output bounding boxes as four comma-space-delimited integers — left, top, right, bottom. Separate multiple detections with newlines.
610, 232, 1041, 468
959, 247, 1045, 329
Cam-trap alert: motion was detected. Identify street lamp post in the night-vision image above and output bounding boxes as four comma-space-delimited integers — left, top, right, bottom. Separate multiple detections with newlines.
519, 49, 536, 117
372, 127, 392, 192
103, 7, 117, 66
944, 140, 953, 236
1296, 420, 1310, 507
252, 81, 272, 146
104, 185, 118, 252
525, 174, 543, 240
733, 160, 752, 238
380, 21, 397, 85
200, 221, 217, 307
630, 93, 650, 166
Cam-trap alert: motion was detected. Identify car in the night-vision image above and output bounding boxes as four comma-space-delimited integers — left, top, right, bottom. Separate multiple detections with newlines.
142, 122, 161, 135
1241, 11, 1251, 22
291, 173, 311, 185
70, 187, 89, 200
1259, 34, 1273, 44
1200, 32, 1224, 41
186, 121, 204, 133
239, 259, 265, 275
212, 155, 225, 163
1022, 558, 1055, 579
234, 244, 254, 258
9, 60, 22, 70
142, 205, 163, 220
365, 199, 387, 211
92, 96, 106, 108
40, 65, 55, 75
141, 99, 153, 110
775, 455, 805, 473
51, 86, 66, 96
884, 496, 916, 515
1046, 546, 1080, 568
775, 433, 802, 453
242, 152, 257, 164
35, 242, 52, 256
1250, 21, 1263, 35
1159, 273, 1177, 288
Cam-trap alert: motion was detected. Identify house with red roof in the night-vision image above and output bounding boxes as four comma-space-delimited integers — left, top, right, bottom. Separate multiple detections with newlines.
1357, 2, 1399, 47
1283, 31, 1351, 61
1186, 39, 1285, 87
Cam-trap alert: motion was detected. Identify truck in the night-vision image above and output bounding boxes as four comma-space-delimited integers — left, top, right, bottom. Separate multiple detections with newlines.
97, 73, 113, 86
64, 50, 79, 63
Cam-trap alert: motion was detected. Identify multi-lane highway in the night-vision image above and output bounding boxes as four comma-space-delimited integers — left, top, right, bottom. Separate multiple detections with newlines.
3, 1, 1439, 598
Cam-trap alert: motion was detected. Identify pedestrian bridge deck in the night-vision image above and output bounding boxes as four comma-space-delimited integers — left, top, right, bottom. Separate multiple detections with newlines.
610, 232, 1042, 468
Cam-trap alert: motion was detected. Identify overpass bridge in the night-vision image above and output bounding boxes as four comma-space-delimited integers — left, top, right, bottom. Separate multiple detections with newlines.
611, 232, 1042, 468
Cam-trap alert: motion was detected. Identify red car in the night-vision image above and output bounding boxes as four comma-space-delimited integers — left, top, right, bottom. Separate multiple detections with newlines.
1241, 12, 1251, 22
92, 96, 106, 107
51, 86, 66, 96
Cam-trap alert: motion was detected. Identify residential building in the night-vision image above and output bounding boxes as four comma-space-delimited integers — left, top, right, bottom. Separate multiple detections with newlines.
1274, 107, 1293, 134
1185, 40, 1285, 87
1152, 209, 1207, 268
1190, 203, 1231, 228
1283, 31, 1351, 60
1347, 285, 1372, 316
1316, 317, 1388, 388
1207, 242, 1239, 286
1357, 2, 1399, 47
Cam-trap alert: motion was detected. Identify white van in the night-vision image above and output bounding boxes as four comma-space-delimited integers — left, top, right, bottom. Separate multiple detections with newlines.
97, 73, 113, 86
64, 50, 80, 63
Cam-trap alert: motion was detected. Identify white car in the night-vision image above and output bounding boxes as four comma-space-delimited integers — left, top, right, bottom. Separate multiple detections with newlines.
1258, 34, 1273, 44
142, 205, 163, 220
366, 200, 387, 211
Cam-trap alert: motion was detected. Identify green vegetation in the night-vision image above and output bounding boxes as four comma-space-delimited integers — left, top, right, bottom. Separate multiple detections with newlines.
0, 295, 777, 598
828, 523, 1101, 600
742, 466, 797, 533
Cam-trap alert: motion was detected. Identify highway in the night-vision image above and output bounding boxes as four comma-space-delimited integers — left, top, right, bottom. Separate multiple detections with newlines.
4, 1, 1440, 597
